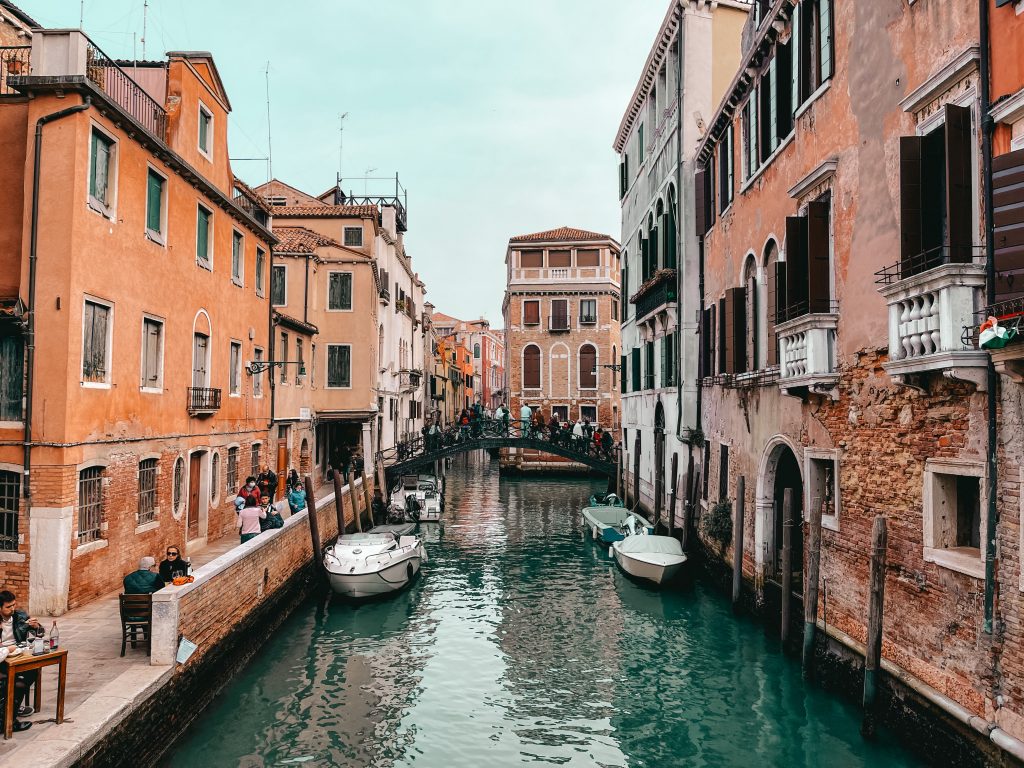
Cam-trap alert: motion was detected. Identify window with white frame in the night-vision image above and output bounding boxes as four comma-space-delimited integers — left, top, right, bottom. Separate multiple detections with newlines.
145, 167, 166, 240
210, 452, 220, 502
343, 227, 363, 247
580, 299, 597, 324
252, 347, 264, 396
579, 405, 597, 424
226, 446, 238, 493
328, 272, 353, 311
271, 264, 286, 306
923, 459, 984, 578
172, 456, 184, 517
141, 316, 163, 390
295, 338, 304, 385
805, 450, 840, 530
137, 458, 157, 525
82, 299, 112, 385
89, 127, 116, 216
198, 102, 213, 158
229, 341, 242, 395
231, 230, 244, 285
196, 204, 212, 268
326, 344, 351, 388
255, 248, 266, 296
77, 466, 104, 543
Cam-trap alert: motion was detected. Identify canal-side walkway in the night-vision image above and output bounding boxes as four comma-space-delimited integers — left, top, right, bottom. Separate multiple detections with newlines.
0, 482, 341, 766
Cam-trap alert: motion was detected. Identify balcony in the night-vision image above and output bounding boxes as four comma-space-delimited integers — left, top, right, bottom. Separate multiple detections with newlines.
630, 269, 677, 341
876, 253, 988, 392
776, 310, 840, 400
548, 317, 570, 333
187, 387, 221, 416
979, 297, 1024, 382
0, 46, 30, 96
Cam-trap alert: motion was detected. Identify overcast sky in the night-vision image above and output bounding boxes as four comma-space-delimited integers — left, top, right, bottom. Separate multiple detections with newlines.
23, 0, 667, 326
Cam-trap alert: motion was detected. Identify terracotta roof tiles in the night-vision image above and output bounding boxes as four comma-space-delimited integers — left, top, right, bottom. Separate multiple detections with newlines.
272, 204, 379, 218
273, 226, 342, 253
508, 226, 613, 244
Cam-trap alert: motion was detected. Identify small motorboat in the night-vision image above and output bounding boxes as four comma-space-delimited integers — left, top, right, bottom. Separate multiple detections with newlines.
323, 531, 425, 598
390, 474, 444, 523
581, 494, 653, 544
367, 522, 417, 537
611, 525, 687, 586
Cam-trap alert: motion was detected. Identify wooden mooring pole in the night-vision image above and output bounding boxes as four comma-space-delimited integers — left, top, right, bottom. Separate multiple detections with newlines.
803, 490, 824, 678
668, 453, 679, 538
304, 475, 322, 571
615, 446, 622, 500
361, 469, 373, 527
862, 515, 888, 739
780, 488, 794, 645
348, 473, 362, 533
732, 475, 745, 612
332, 470, 347, 535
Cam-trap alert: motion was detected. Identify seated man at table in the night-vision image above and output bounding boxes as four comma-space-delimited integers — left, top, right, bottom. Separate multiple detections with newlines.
0, 590, 40, 730
123, 557, 164, 594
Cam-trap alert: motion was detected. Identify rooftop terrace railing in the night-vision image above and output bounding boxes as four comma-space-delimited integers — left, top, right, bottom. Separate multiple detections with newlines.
85, 38, 166, 138
0, 46, 30, 96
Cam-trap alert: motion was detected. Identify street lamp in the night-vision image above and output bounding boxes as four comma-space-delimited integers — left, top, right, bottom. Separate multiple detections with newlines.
245, 360, 307, 377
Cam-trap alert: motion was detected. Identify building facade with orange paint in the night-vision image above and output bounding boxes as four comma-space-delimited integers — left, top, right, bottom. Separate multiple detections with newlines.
431, 312, 506, 412
0, 29, 274, 614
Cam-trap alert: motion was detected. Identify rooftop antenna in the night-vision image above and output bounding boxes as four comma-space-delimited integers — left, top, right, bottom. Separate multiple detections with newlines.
141, 0, 148, 60
265, 62, 273, 183
338, 112, 349, 187
79, 0, 84, 27
364, 168, 376, 196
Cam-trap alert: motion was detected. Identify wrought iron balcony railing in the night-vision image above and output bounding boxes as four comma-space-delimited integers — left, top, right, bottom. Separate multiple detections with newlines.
630, 269, 677, 321
85, 39, 167, 138
187, 387, 221, 415
0, 46, 29, 96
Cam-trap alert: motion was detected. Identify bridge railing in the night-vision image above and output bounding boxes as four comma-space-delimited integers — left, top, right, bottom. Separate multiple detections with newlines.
377, 417, 618, 469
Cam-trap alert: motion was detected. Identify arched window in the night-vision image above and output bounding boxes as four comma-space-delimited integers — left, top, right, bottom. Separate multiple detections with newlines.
210, 452, 220, 504
579, 344, 597, 388
172, 456, 184, 517
743, 255, 759, 371
523, 345, 541, 389
764, 239, 780, 367
474, 343, 480, 359
665, 186, 677, 269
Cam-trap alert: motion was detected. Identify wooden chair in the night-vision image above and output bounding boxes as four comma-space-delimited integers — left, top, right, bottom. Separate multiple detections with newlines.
118, 594, 153, 657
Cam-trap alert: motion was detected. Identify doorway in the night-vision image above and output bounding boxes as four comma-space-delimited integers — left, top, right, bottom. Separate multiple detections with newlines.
758, 441, 804, 638
186, 451, 208, 544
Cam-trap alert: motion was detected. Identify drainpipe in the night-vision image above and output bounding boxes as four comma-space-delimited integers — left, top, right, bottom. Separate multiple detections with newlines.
979, 0, 997, 635
268, 249, 276, 432
23, 96, 92, 500
675, 2, 686, 441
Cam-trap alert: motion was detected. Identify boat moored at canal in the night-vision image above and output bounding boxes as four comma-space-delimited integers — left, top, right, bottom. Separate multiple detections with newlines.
581, 495, 653, 544
324, 531, 426, 598
391, 474, 444, 523
611, 532, 687, 586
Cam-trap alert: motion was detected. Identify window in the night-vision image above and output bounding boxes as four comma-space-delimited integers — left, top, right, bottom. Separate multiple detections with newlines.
255, 248, 266, 296
900, 104, 974, 277
661, 333, 676, 387
924, 460, 984, 577
310, 343, 316, 389
196, 205, 212, 268
523, 300, 540, 325
743, 257, 759, 372
718, 444, 730, 502
0, 335, 24, 420
232, 230, 244, 284
77, 466, 103, 544
253, 347, 264, 396
638, 122, 645, 162
552, 405, 568, 422
520, 251, 543, 268
82, 299, 112, 385
580, 344, 597, 389
612, 299, 619, 322
764, 240, 781, 367
271, 265, 287, 306
229, 341, 242, 395
251, 443, 260, 477
146, 168, 165, 239
0, 470, 20, 552
549, 250, 571, 268
780, 194, 831, 322
173, 456, 184, 516
138, 458, 157, 525
580, 299, 597, 324
141, 317, 163, 390
89, 128, 115, 214
759, 58, 776, 163
343, 226, 363, 247
474, 343, 480, 359
279, 332, 289, 384
523, 345, 541, 389
198, 103, 213, 157
719, 126, 735, 210
192, 333, 209, 388
806, 452, 839, 529
295, 338, 304, 385
580, 405, 597, 423
551, 299, 569, 330
211, 452, 220, 502
631, 348, 641, 393
743, 96, 759, 180
577, 249, 600, 267
797, 0, 833, 103
644, 341, 655, 389
328, 272, 353, 311
327, 344, 352, 388
226, 447, 238, 493
702, 444, 711, 500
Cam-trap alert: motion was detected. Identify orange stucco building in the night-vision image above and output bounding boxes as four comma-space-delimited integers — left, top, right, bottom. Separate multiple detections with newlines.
0, 30, 274, 614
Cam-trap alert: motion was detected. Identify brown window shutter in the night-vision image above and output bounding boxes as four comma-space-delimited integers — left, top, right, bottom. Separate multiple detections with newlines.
784, 215, 808, 320
944, 104, 973, 264
523, 346, 540, 389
899, 135, 924, 277
695, 168, 708, 237
994, 147, 1024, 302
719, 296, 729, 374
726, 286, 747, 374
709, 302, 717, 375
807, 199, 831, 313
767, 260, 783, 366
524, 301, 539, 324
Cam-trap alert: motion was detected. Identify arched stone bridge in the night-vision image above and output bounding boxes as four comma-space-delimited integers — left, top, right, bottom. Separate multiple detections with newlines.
377, 419, 619, 482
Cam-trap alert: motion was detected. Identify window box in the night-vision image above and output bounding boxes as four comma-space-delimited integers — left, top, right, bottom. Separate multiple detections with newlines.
776, 311, 840, 399
877, 262, 988, 391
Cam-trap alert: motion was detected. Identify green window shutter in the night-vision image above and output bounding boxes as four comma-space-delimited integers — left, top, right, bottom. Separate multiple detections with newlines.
146, 170, 163, 233
196, 208, 210, 263
232, 232, 242, 278
340, 273, 352, 309
819, 0, 833, 82
631, 348, 641, 393
620, 354, 627, 394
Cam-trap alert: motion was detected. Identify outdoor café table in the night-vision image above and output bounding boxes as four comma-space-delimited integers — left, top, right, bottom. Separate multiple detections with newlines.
2, 647, 68, 739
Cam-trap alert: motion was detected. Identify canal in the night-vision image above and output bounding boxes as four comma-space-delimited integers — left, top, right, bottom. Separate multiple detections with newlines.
170, 453, 921, 767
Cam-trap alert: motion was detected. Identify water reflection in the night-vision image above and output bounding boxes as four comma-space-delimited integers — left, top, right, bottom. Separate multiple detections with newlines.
170, 451, 920, 767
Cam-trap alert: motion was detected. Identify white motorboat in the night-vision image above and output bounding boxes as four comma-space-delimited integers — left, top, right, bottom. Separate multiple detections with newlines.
611, 526, 687, 586
367, 522, 417, 537
581, 495, 653, 544
323, 531, 425, 598
390, 474, 444, 523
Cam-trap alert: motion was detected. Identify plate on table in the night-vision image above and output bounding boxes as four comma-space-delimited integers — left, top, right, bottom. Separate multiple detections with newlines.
7, 647, 22, 658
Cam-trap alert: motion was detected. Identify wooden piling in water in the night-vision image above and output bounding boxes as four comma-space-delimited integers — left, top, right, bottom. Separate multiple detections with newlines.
632, 433, 641, 510
803, 489, 824, 678
668, 453, 679, 537
348, 473, 362, 533
332, 471, 346, 535
361, 469, 373, 527
615, 446, 623, 501
862, 515, 888, 739
305, 475, 322, 572
732, 475, 745, 611
780, 488, 794, 645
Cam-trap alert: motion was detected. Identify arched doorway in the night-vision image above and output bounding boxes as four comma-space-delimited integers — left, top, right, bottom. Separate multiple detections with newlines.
654, 401, 666, 527
756, 439, 804, 637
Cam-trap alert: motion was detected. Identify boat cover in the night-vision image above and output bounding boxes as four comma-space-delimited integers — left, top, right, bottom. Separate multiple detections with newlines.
617, 535, 683, 556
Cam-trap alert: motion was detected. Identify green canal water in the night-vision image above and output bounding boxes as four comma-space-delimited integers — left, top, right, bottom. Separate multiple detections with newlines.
170, 453, 921, 767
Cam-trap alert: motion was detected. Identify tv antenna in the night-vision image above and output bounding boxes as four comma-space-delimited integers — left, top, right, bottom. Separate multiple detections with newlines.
338, 112, 349, 184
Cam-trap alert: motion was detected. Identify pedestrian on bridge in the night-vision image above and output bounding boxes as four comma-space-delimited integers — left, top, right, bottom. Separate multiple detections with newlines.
520, 403, 533, 437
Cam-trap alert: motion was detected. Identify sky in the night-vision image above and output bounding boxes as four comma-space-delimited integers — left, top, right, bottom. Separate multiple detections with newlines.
21, 0, 669, 327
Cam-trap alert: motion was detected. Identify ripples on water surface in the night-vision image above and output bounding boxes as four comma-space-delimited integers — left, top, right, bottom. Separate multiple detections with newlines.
171, 452, 921, 767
